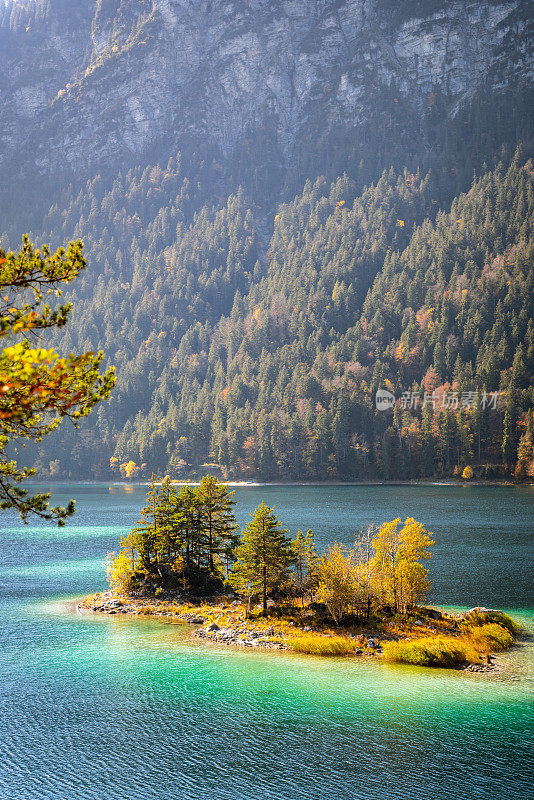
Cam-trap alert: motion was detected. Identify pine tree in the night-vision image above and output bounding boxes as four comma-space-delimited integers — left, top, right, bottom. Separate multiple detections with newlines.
0, 236, 115, 522
229, 502, 293, 614
197, 475, 238, 573
502, 345, 525, 471
177, 484, 203, 572
130, 475, 160, 575
154, 476, 182, 568
421, 403, 435, 476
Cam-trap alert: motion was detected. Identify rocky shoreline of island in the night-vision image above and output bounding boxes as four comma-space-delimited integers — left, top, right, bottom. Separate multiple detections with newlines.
77, 592, 520, 671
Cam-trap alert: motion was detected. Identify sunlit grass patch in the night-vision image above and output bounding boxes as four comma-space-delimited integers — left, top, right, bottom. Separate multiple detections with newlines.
467, 623, 514, 652
382, 636, 479, 668
289, 633, 358, 656
465, 610, 522, 636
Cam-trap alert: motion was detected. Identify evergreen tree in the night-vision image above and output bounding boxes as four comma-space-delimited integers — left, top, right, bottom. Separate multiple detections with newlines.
107, 474, 238, 593
154, 476, 182, 567
502, 346, 524, 470
197, 475, 239, 573
0, 236, 115, 522
177, 484, 203, 572
229, 502, 294, 614
130, 475, 160, 575
12, 154, 534, 484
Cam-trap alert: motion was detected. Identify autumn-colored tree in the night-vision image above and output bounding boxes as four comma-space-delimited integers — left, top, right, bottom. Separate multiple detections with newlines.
515, 413, 534, 479
120, 460, 139, 479
315, 542, 362, 624
371, 517, 434, 613
107, 541, 137, 592
0, 236, 115, 523
462, 465, 474, 480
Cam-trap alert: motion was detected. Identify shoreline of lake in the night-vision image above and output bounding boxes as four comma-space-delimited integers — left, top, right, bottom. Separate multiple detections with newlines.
24, 479, 533, 488
76, 591, 520, 672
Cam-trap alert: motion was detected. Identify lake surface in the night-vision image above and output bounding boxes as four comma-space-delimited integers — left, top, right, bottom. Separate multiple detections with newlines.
1, 483, 533, 799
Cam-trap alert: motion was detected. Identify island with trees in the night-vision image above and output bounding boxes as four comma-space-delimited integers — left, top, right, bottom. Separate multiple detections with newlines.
80, 476, 522, 669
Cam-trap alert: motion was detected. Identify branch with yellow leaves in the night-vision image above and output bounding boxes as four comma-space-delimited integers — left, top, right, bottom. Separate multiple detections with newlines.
0, 236, 116, 524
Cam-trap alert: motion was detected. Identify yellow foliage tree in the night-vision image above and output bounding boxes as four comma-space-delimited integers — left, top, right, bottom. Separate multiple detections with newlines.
371, 518, 434, 613
106, 545, 135, 592
120, 460, 139, 479
316, 543, 362, 624
462, 465, 474, 480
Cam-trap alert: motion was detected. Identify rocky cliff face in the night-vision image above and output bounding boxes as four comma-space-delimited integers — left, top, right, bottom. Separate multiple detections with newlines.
0, 0, 532, 186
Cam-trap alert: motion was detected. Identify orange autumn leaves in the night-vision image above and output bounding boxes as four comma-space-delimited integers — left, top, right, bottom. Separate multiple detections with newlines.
0, 343, 101, 424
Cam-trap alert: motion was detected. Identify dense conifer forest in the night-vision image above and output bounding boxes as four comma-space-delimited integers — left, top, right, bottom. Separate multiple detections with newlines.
6, 148, 532, 482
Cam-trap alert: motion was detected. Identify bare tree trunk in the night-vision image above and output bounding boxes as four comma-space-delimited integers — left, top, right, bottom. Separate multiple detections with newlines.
209, 515, 214, 572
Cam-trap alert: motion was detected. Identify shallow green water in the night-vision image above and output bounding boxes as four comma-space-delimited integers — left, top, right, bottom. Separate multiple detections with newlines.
1, 484, 533, 799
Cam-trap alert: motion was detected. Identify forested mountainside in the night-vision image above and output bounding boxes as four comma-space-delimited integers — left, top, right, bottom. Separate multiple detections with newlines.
17, 154, 534, 482
1, 0, 533, 481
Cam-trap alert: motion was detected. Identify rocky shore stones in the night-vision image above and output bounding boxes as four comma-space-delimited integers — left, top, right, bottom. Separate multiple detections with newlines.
193, 622, 286, 650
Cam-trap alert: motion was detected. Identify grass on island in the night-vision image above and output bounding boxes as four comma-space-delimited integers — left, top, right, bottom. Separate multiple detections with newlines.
463, 610, 522, 637
289, 633, 359, 656
467, 623, 515, 652
383, 611, 522, 667
85, 591, 523, 668
382, 636, 480, 668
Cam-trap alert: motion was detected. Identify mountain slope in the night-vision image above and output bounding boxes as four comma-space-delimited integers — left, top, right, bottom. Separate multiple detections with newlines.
19, 154, 534, 482
1, 0, 533, 202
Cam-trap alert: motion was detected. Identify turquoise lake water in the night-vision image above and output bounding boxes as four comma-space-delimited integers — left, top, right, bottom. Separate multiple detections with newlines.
1, 483, 533, 799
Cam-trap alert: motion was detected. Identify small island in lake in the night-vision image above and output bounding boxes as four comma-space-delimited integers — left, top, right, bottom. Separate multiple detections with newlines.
80, 476, 522, 670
